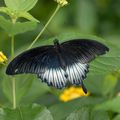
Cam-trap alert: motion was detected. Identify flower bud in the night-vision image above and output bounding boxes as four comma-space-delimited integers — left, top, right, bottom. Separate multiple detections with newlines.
55, 0, 68, 7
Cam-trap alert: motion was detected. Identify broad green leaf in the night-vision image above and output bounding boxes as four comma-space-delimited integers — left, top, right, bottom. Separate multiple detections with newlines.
18, 12, 39, 22
85, 73, 118, 95
21, 79, 50, 103
0, 7, 39, 22
0, 104, 53, 120
66, 107, 110, 120
1, 67, 50, 105
0, 16, 37, 35
66, 107, 90, 120
37, 33, 120, 95
0, 7, 12, 16
101, 74, 118, 96
113, 115, 120, 120
95, 97, 120, 113
2, 74, 34, 105
49, 97, 105, 120
91, 110, 110, 120
0, 7, 8, 13
4, 0, 38, 11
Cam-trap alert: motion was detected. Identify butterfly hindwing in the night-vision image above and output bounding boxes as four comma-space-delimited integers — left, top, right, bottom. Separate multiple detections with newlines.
37, 49, 67, 88
59, 47, 89, 85
66, 63, 89, 85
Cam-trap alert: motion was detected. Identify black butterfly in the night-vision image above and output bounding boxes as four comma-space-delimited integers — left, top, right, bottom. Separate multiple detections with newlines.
6, 39, 109, 93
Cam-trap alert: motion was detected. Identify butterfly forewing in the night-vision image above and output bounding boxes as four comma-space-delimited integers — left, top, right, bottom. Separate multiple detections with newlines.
61, 39, 109, 63
6, 46, 53, 75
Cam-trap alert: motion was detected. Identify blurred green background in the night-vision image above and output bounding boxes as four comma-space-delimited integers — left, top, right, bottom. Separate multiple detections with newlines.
0, 0, 120, 53
0, 0, 120, 119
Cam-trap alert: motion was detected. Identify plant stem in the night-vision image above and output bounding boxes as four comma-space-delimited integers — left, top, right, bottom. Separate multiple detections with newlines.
28, 4, 61, 49
12, 77, 16, 109
11, 35, 16, 109
11, 35, 14, 58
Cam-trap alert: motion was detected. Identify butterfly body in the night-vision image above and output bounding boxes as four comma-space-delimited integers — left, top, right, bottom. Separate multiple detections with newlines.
6, 39, 109, 93
53, 39, 67, 73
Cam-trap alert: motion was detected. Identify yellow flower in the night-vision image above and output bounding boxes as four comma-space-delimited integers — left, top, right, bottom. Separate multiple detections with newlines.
55, 0, 68, 7
60, 87, 90, 102
0, 51, 7, 64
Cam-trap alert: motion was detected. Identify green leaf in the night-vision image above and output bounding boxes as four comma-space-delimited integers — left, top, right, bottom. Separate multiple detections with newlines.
21, 79, 50, 103
2, 74, 34, 105
66, 107, 90, 120
0, 7, 39, 22
85, 73, 118, 95
0, 16, 37, 35
0, 104, 53, 120
101, 74, 118, 96
34, 32, 120, 96
1, 66, 50, 105
49, 97, 105, 120
0, 7, 11, 16
18, 12, 39, 22
1, 68, 50, 105
91, 110, 110, 120
39, 33, 120, 95
4, 0, 38, 11
66, 107, 110, 120
95, 97, 120, 113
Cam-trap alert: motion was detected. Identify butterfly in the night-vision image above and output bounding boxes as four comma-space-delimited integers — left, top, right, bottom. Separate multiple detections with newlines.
6, 39, 109, 93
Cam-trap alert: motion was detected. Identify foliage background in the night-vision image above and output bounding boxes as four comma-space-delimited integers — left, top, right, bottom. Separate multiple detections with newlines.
0, 0, 120, 119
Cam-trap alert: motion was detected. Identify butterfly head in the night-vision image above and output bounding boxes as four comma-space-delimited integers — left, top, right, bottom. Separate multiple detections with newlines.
53, 39, 60, 46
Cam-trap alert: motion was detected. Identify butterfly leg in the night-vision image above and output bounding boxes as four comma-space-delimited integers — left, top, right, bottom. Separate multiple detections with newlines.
81, 80, 87, 94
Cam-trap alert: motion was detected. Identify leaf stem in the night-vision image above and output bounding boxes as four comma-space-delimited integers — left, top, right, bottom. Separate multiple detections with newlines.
28, 4, 61, 49
12, 77, 16, 109
11, 35, 16, 109
11, 35, 14, 58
